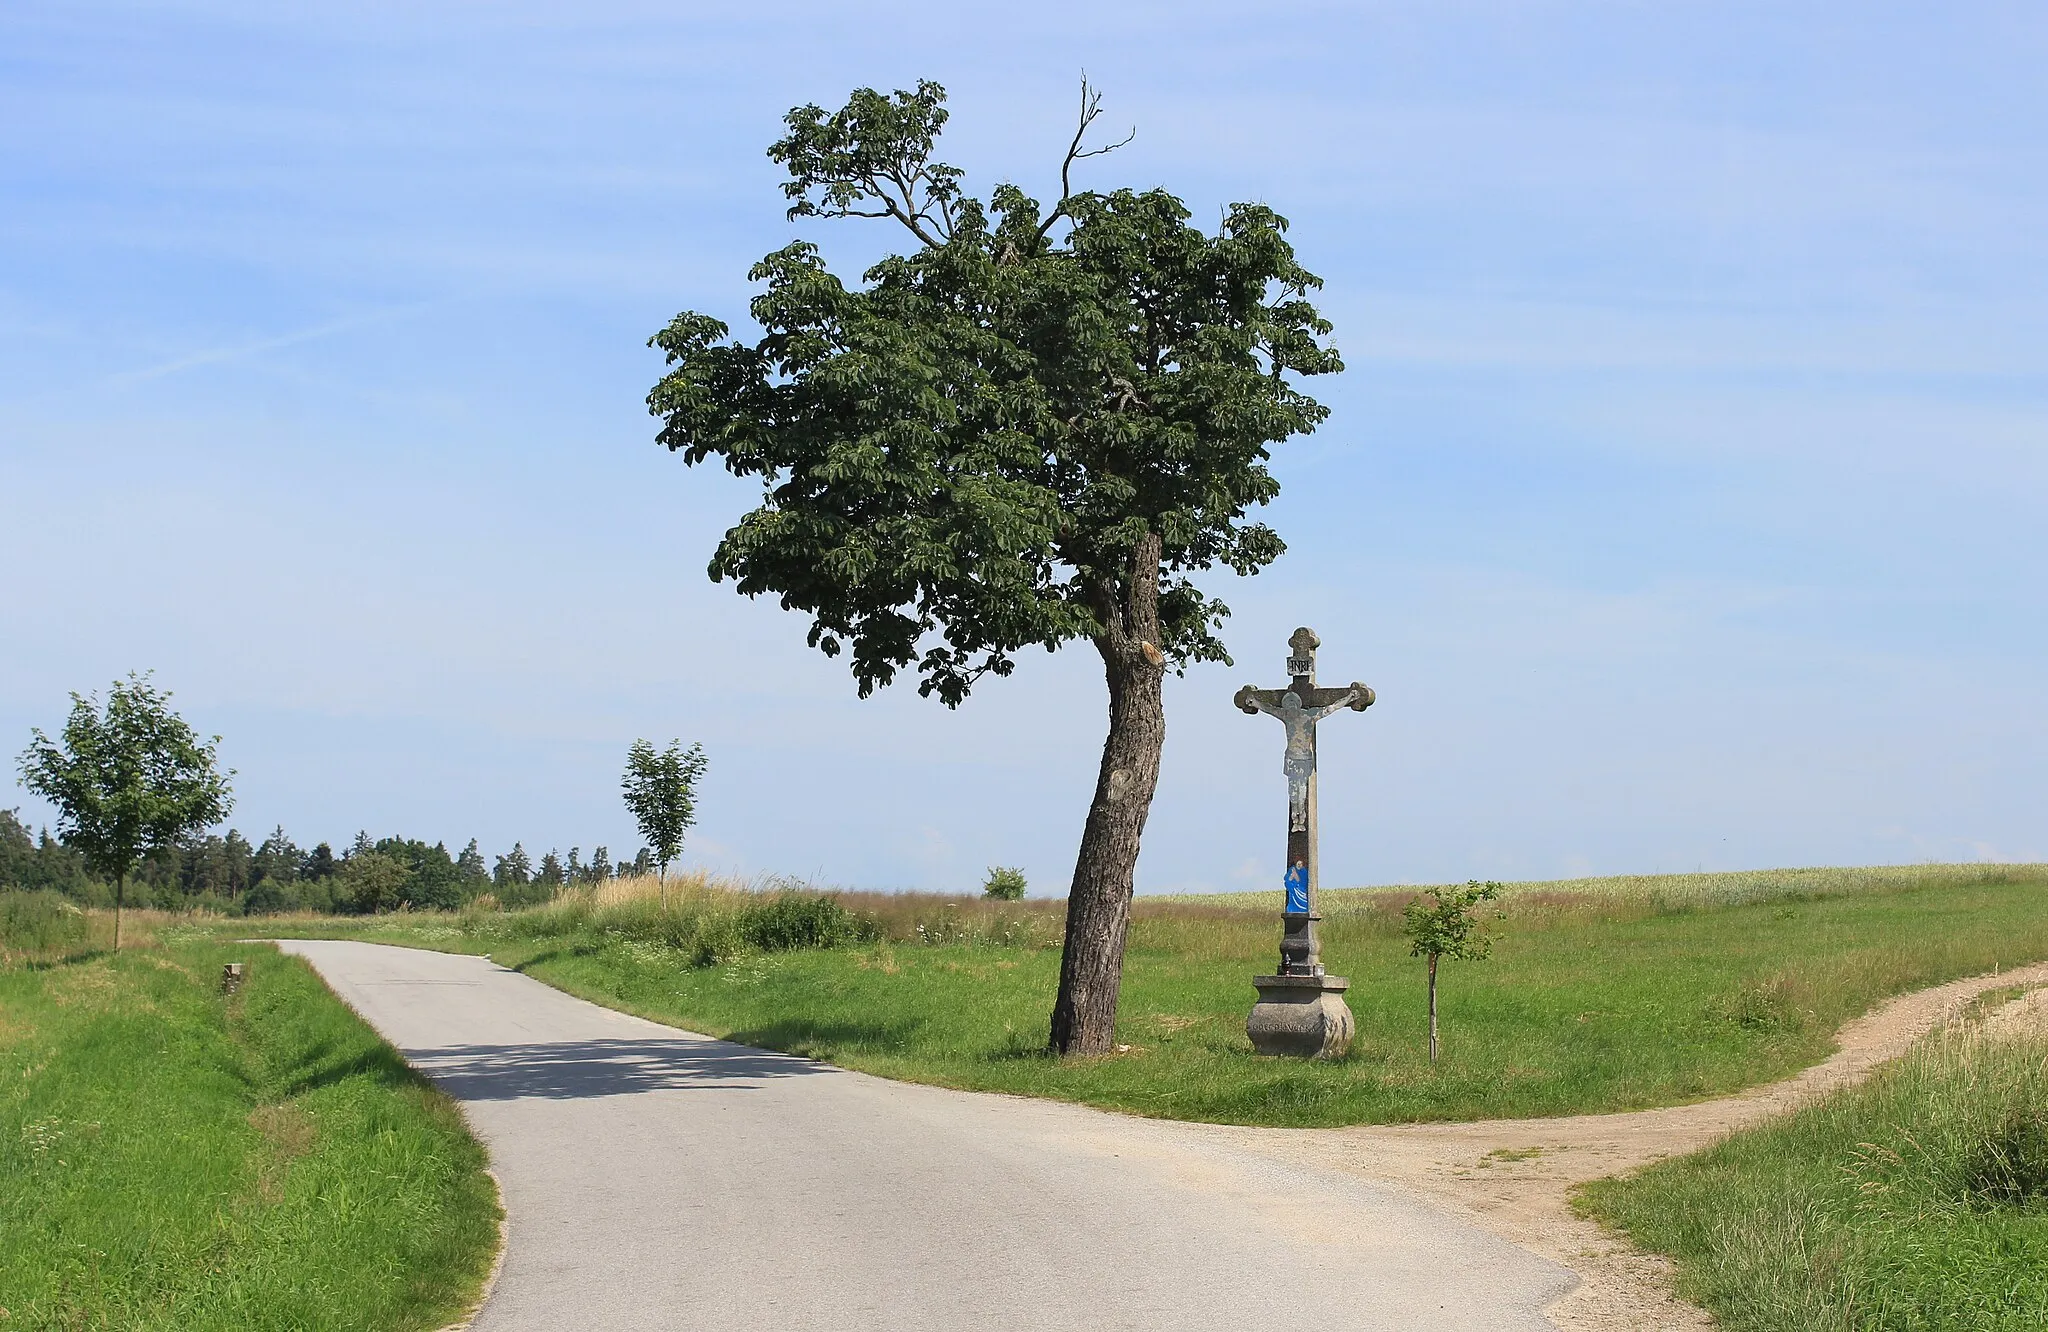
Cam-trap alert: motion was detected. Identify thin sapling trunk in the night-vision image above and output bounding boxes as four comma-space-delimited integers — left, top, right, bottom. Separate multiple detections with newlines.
1427, 952, 1439, 1064
1404, 882, 1502, 1067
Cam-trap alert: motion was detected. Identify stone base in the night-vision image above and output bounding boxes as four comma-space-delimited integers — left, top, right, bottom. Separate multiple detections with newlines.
1246, 973, 1354, 1059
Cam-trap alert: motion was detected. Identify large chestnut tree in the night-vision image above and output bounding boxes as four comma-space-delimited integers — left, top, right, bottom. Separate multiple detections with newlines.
648, 81, 1340, 1053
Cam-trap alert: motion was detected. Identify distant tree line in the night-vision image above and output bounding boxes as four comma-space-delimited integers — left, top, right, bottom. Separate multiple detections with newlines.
0, 808, 652, 915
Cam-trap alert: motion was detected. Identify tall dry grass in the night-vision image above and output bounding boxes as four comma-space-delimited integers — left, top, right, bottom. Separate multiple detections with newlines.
0, 897, 243, 961
452, 871, 1068, 960
1189, 862, 2048, 918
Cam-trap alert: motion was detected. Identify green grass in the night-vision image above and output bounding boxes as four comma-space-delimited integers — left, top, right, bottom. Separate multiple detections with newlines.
232, 863, 2048, 1128
1578, 1022, 2048, 1330
0, 941, 500, 1330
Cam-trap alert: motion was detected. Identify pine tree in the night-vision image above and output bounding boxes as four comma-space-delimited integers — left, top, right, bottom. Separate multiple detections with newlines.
493, 843, 532, 888
456, 838, 489, 892
253, 825, 301, 888
221, 828, 253, 899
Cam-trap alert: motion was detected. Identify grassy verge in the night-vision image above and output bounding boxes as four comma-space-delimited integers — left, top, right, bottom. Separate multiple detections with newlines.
1577, 1018, 2048, 1330
220, 864, 2048, 1128
0, 935, 500, 1330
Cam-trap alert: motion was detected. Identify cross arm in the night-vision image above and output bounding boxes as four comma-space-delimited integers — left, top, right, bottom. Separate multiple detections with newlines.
1298, 682, 1375, 713
1234, 685, 1285, 716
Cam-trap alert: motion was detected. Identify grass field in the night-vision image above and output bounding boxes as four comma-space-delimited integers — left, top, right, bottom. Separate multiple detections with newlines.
1579, 1013, 2048, 1330
233, 862, 2048, 1128
0, 932, 500, 1330
1195, 862, 2033, 914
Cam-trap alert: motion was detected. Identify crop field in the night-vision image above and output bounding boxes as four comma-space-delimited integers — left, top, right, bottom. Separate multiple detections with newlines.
230, 862, 2048, 1128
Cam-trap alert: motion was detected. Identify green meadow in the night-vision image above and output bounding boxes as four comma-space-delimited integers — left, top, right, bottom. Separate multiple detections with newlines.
242, 862, 2048, 1127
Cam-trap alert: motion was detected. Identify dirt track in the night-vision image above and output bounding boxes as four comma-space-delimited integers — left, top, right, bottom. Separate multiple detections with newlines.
1209, 960, 2048, 1330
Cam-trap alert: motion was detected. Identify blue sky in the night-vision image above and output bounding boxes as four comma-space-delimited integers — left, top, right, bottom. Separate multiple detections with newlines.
4, 1, 2043, 893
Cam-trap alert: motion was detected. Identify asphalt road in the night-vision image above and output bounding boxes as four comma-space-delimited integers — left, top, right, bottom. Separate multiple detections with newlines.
276, 939, 1571, 1331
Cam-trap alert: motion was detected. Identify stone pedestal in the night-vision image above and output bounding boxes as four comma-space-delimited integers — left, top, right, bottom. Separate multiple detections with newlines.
1246, 973, 1354, 1058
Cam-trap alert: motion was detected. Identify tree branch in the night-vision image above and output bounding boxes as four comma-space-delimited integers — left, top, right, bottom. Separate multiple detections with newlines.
1037, 75, 1136, 242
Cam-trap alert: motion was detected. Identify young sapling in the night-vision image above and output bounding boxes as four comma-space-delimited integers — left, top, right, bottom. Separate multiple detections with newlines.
1402, 880, 1505, 1063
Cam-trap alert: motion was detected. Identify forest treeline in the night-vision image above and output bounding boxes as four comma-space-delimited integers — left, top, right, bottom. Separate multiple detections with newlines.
0, 808, 652, 915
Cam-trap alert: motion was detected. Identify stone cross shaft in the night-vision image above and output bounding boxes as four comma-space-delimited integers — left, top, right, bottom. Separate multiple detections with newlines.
1235, 627, 1373, 977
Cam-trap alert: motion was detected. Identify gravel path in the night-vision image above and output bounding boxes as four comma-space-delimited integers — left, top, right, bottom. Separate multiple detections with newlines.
1223, 959, 2048, 1331
277, 939, 1571, 1331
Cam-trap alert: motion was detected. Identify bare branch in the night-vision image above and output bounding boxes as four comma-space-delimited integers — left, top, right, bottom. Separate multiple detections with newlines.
1037, 74, 1136, 242
1061, 77, 1105, 206
1072, 126, 1136, 163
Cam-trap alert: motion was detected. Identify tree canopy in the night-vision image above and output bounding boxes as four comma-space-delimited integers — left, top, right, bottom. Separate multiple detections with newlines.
649, 79, 1340, 705
622, 739, 708, 877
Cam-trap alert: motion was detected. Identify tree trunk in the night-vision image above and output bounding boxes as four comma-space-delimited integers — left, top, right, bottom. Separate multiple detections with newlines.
1049, 650, 1165, 1053
1050, 536, 1168, 1056
1427, 953, 1439, 1064
114, 871, 125, 952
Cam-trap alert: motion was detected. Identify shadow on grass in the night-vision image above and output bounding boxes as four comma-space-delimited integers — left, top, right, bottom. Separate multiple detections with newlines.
984, 1033, 1061, 1063
405, 1036, 832, 1100
723, 1018, 930, 1061
2, 945, 114, 971
259, 1032, 423, 1100
508, 942, 609, 973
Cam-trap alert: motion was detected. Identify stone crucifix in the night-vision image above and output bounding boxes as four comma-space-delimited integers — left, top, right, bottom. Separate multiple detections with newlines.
1236, 627, 1374, 1057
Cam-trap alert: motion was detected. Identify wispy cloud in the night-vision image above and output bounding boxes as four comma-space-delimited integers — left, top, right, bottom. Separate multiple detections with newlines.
108, 303, 431, 386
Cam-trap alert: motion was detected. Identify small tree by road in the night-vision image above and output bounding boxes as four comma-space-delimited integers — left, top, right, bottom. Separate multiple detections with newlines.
1402, 880, 1505, 1064
622, 739, 708, 893
16, 673, 233, 949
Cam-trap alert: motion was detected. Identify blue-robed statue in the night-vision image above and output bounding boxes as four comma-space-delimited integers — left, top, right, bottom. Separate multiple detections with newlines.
1284, 860, 1310, 915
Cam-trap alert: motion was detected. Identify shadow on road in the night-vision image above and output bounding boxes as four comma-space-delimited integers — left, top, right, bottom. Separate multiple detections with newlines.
405, 1037, 830, 1100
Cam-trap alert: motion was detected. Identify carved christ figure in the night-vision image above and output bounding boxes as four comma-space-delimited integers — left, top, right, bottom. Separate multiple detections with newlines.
1245, 687, 1365, 832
